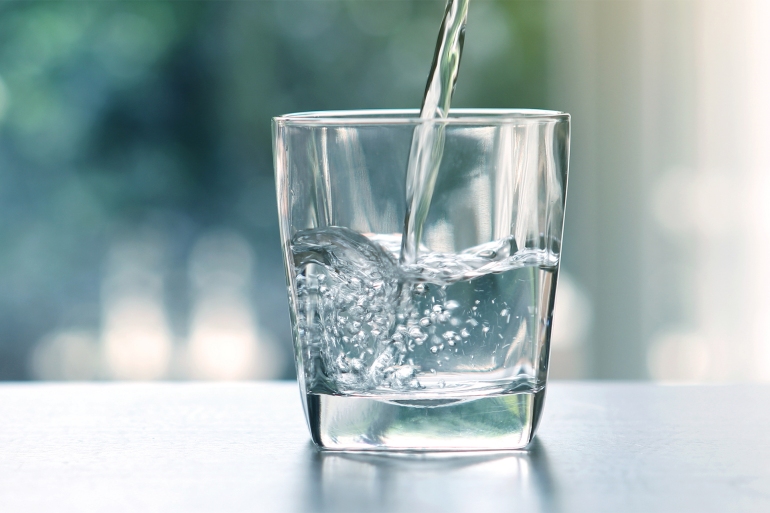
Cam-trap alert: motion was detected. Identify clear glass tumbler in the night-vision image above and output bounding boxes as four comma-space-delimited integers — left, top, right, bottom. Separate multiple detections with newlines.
273, 109, 570, 451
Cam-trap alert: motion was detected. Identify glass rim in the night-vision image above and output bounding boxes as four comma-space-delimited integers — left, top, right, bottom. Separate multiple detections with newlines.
273, 108, 569, 126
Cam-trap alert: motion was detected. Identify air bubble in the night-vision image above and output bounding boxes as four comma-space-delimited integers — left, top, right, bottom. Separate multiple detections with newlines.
419, 317, 431, 327
393, 366, 416, 381
408, 327, 425, 339
430, 346, 440, 354
445, 300, 460, 310
460, 329, 470, 338
479, 249, 496, 258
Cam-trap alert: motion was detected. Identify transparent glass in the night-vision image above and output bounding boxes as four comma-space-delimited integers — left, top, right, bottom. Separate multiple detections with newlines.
273, 109, 570, 451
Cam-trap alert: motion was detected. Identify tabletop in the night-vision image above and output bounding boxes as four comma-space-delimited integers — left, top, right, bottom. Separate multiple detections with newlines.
0, 381, 768, 513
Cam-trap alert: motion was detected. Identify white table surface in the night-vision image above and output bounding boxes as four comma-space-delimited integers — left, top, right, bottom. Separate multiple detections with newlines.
1, 381, 768, 513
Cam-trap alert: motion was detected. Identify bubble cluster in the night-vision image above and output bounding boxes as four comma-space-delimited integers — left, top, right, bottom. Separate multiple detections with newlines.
292, 227, 556, 395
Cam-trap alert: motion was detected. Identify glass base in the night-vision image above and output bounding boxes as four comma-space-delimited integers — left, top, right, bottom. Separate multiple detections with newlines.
305, 387, 547, 451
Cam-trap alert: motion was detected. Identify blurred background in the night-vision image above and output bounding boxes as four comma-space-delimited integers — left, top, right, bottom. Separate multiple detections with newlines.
0, 0, 768, 382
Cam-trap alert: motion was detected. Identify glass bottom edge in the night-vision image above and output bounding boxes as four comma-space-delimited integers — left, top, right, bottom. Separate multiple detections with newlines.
305, 387, 547, 452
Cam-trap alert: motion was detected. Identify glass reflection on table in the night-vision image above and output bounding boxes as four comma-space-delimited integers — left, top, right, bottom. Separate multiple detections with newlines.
305, 440, 558, 513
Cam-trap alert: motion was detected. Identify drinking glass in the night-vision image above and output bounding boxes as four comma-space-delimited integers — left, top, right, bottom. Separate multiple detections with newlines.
273, 109, 570, 451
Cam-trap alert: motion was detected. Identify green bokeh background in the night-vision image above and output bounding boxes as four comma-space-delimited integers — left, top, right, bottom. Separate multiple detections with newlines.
0, 0, 553, 379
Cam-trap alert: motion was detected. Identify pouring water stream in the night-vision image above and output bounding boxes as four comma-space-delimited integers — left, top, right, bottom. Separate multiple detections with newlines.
400, 0, 470, 265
